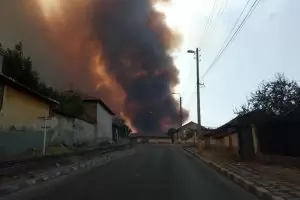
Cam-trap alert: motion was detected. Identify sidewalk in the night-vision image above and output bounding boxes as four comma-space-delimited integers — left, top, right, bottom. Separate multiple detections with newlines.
184, 146, 300, 200
0, 148, 134, 198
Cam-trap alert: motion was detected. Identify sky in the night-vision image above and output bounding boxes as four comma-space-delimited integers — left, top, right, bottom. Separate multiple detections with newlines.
162, 0, 300, 128
0, 0, 299, 130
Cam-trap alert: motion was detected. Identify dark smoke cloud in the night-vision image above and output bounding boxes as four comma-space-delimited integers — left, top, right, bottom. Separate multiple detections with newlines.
90, 0, 188, 133
0, 0, 189, 134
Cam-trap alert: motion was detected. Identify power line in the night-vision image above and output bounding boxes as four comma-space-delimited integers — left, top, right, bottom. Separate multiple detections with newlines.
181, 63, 196, 97
198, 0, 218, 46
184, 86, 197, 109
181, 0, 219, 97
201, 0, 229, 56
220, 0, 252, 47
202, 0, 261, 79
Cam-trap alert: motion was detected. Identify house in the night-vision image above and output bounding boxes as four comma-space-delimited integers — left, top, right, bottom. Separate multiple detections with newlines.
202, 111, 269, 160
81, 95, 115, 141
178, 121, 211, 140
112, 117, 123, 143
0, 72, 59, 129
128, 133, 172, 144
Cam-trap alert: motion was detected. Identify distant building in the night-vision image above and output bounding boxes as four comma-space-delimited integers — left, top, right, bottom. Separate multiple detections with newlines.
128, 133, 172, 144
0, 73, 58, 129
81, 96, 115, 140
179, 121, 209, 138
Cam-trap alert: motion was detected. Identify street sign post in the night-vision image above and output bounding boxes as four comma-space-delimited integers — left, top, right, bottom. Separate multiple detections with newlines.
39, 116, 55, 156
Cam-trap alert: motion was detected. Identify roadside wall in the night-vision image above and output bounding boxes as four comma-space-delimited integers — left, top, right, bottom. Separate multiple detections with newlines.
51, 114, 96, 146
0, 129, 54, 154
0, 113, 96, 155
96, 104, 113, 140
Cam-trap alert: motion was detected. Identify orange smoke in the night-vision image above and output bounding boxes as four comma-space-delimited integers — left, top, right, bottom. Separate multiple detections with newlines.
17, 0, 189, 134
35, 0, 126, 116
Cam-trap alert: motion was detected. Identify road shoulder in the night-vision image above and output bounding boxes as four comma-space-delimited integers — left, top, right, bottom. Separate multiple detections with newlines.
0, 148, 135, 199
182, 147, 290, 200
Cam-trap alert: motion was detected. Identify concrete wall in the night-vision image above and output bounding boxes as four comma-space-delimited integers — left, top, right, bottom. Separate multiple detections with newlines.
0, 114, 96, 155
51, 114, 96, 146
0, 85, 50, 129
96, 104, 113, 140
0, 130, 54, 154
206, 132, 239, 151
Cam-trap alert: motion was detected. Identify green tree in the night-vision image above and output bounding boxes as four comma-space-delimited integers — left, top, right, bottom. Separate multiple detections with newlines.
57, 92, 84, 117
1, 42, 40, 90
235, 73, 300, 116
0, 42, 84, 117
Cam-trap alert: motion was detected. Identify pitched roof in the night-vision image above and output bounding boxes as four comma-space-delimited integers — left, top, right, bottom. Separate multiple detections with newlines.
112, 117, 123, 128
180, 121, 210, 131
51, 109, 97, 124
81, 94, 115, 115
211, 110, 271, 138
0, 73, 59, 105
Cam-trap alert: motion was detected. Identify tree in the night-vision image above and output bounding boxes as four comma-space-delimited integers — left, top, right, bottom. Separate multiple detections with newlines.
57, 92, 84, 117
235, 73, 300, 116
0, 42, 84, 117
1, 42, 40, 90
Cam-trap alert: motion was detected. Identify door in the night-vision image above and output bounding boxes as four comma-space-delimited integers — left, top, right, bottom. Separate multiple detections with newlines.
238, 125, 255, 161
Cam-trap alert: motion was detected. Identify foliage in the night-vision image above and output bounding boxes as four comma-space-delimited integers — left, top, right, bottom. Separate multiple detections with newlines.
1, 43, 40, 91
235, 73, 300, 116
0, 42, 84, 116
57, 92, 84, 117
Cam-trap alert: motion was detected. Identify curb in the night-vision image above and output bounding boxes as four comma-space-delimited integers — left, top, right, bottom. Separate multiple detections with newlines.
0, 150, 126, 197
183, 148, 285, 200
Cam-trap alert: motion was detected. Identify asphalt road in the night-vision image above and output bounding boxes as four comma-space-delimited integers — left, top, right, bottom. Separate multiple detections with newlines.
3, 145, 258, 200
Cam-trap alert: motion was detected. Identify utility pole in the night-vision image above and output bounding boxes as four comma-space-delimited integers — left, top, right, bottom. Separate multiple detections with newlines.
187, 48, 202, 126
195, 48, 201, 127
179, 96, 182, 128
179, 96, 182, 141
187, 48, 202, 145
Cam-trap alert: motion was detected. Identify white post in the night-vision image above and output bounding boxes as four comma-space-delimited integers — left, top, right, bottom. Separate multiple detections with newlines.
42, 118, 47, 156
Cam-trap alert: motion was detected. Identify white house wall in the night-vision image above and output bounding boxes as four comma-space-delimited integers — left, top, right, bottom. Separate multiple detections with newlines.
96, 104, 113, 140
73, 118, 96, 144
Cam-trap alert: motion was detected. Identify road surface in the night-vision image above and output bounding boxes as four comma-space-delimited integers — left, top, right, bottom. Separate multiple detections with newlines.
4, 145, 258, 200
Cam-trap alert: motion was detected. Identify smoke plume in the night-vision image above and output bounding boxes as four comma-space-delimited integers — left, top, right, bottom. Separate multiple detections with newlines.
0, 0, 189, 134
